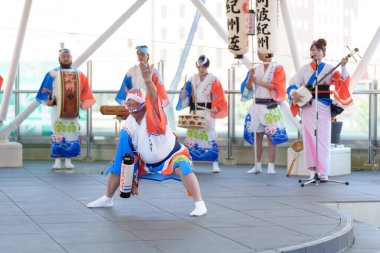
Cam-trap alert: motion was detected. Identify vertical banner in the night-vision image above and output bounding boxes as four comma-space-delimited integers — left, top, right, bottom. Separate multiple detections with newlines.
256, 0, 280, 56
226, 0, 249, 58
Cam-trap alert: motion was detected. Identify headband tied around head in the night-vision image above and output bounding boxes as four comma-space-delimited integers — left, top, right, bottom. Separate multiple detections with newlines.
125, 88, 146, 112
136, 45, 149, 54
197, 56, 208, 67
59, 48, 71, 55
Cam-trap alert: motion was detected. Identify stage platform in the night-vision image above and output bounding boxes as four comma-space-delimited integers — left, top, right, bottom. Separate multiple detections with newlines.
0, 161, 379, 253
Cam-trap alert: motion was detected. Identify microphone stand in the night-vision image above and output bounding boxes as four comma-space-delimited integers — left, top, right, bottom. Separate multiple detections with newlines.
299, 58, 320, 186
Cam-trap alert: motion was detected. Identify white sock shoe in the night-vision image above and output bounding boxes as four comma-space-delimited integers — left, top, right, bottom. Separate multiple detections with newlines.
247, 162, 262, 174
190, 200, 207, 216
212, 162, 221, 173
87, 195, 113, 208
309, 170, 316, 180
267, 163, 276, 174
65, 159, 75, 169
52, 159, 62, 169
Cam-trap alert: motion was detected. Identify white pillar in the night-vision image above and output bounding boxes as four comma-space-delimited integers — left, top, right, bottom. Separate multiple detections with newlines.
190, 0, 252, 69
280, 0, 302, 71
0, 100, 40, 143
73, 0, 147, 68
351, 26, 380, 88
0, 0, 148, 141
0, 0, 33, 123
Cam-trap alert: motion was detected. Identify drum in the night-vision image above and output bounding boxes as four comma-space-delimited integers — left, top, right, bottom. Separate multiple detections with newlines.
100, 105, 130, 120
177, 114, 206, 129
56, 70, 80, 118
290, 139, 303, 152
294, 86, 312, 107
286, 139, 303, 177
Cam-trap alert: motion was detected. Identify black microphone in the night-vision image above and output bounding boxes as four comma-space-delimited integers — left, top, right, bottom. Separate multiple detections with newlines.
311, 56, 318, 66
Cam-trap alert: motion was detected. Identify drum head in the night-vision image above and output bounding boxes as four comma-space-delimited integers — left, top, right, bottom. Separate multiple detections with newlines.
291, 139, 303, 152
55, 70, 62, 116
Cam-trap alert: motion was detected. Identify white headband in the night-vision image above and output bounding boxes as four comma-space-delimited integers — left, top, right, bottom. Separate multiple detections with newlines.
126, 88, 146, 104
197, 56, 208, 66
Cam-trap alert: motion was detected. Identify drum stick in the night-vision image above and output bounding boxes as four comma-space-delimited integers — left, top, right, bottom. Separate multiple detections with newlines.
286, 154, 297, 177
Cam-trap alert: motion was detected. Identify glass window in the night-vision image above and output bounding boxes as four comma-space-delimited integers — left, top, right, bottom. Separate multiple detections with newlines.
161, 5, 167, 18
179, 26, 186, 40
179, 4, 185, 17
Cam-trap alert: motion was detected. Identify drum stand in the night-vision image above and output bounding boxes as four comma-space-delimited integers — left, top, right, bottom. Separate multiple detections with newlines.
298, 59, 349, 187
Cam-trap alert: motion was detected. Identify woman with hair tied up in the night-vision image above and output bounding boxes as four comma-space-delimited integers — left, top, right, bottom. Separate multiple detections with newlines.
176, 55, 228, 173
287, 38, 353, 182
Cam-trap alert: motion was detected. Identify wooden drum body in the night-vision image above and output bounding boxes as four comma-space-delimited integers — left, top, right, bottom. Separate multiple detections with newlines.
56, 70, 80, 118
100, 105, 130, 120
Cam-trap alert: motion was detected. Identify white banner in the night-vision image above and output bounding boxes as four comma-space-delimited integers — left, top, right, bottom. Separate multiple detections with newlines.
226, 0, 249, 58
256, 0, 280, 55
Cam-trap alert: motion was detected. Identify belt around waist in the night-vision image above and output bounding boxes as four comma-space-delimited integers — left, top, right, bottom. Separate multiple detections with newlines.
311, 91, 331, 99
190, 102, 212, 111
255, 98, 275, 105
146, 141, 181, 168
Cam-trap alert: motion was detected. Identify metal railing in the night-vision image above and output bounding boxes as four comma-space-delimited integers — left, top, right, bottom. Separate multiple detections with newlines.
353, 79, 379, 164
0, 80, 378, 164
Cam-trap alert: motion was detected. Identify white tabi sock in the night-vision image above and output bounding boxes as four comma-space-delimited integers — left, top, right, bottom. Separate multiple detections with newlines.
87, 195, 113, 208
190, 200, 207, 217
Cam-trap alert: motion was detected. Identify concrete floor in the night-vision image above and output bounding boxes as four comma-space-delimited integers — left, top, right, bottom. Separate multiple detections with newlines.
0, 161, 380, 253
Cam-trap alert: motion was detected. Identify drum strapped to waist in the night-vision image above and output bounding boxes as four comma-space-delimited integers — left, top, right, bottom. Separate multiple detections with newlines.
177, 110, 206, 129
55, 69, 80, 118
293, 86, 313, 107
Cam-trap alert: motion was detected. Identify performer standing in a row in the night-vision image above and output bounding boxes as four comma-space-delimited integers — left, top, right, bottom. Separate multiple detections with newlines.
287, 38, 353, 181
115, 45, 169, 107
36, 49, 95, 170
87, 62, 207, 217
176, 55, 228, 173
241, 52, 288, 174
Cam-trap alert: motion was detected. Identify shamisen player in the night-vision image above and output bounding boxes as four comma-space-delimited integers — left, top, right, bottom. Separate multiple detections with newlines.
87, 62, 207, 217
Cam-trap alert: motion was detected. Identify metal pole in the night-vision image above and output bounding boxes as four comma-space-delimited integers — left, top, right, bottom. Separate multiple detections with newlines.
374, 80, 378, 150
223, 69, 237, 165
351, 26, 380, 89
85, 60, 93, 160
15, 67, 20, 142
227, 68, 233, 159
0, 0, 33, 123
368, 80, 377, 164
280, 0, 302, 71
231, 67, 236, 141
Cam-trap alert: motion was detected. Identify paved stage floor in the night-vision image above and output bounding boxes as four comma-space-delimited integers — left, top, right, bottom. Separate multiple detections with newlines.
0, 161, 380, 253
